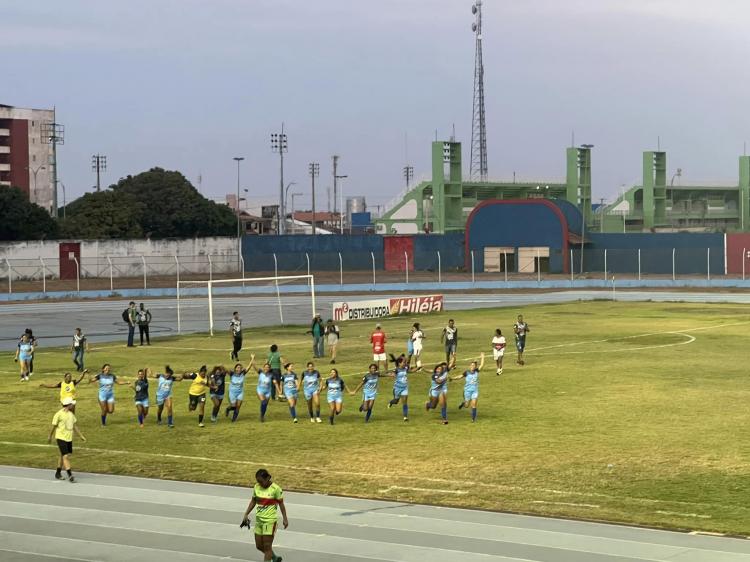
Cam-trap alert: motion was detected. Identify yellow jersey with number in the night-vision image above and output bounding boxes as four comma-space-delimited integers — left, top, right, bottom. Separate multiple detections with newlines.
59, 380, 77, 402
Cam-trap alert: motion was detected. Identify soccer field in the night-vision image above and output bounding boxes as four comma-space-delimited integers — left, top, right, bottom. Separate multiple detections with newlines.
2, 300, 749, 535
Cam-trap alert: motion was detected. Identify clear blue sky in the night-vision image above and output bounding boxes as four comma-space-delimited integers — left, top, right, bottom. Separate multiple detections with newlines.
3, 0, 749, 210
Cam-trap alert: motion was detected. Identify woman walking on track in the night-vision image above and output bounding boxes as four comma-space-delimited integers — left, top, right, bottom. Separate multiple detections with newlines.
131, 369, 149, 427
241, 468, 288, 562
324, 368, 346, 425
452, 353, 485, 422
425, 362, 451, 425
48, 396, 86, 482
492, 329, 506, 375
281, 363, 300, 423
302, 362, 322, 423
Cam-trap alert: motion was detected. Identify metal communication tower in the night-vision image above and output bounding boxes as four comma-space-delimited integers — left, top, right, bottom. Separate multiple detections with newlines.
92, 154, 107, 192
470, 0, 488, 182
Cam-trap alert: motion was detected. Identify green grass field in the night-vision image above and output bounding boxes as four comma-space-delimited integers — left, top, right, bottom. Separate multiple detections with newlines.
2, 300, 750, 535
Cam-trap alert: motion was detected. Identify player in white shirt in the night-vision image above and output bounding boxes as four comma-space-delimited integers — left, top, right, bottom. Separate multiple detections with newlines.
410, 322, 425, 371
491, 329, 506, 375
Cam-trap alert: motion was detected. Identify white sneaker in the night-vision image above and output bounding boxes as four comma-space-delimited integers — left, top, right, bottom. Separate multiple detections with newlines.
309, 418, 315, 424
315, 417, 322, 423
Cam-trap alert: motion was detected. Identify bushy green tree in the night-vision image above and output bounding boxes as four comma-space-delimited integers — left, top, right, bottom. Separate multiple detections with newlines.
0, 187, 59, 240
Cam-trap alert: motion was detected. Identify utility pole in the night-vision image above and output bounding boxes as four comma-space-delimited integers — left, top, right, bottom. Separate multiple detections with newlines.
271, 125, 288, 234
332, 155, 339, 214
92, 154, 107, 192
309, 162, 319, 235
41, 118, 64, 216
233, 157, 245, 271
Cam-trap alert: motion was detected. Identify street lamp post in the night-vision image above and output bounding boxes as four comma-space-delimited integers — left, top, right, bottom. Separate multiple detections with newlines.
309, 163, 320, 235
60, 182, 67, 219
271, 126, 288, 234
283, 181, 296, 232
290, 192, 303, 233
336, 174, 348, 234
233, 157, 245, 272
26, 165, 46, 198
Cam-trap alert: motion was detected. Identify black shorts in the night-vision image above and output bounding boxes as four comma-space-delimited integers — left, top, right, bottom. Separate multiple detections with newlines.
189, 394, 206, 408
56, 439, 73, 456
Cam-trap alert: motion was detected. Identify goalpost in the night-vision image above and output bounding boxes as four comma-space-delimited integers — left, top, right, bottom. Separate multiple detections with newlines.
176, 274, 316, 335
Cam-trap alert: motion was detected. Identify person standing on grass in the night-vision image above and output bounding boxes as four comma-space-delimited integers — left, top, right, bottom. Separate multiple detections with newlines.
152, 365, 182, 428
267, 345, 285, 401
405, 326, 414, 368
452, 353, 485, 423
185, 365, 209, 427
324, 319, 340, 364
241, 468, 288, 562
15, 332, 35, 382
126, 301, 137, 347
209, 365, 228, 423
19, 328, 38, 377
281, 363, 300, 423
230, 311, 242, 361
48, 397, 86, 483
131, 369, 150, 428
256, 362, 274, 423
370, 323, 387, 372
425, 362, 451, 425
302, 361, 322, 423
514, 314, 530, 366
71, 328, 89, 372
89, 363, 124, 426
350, 363, 383, 423
492, 329, 506, 375
137, 303, 152, 346
308, 313, 324, 358
226, 358, 254, 422
441, 319, 458, 367
40, 371, 87, 413
324, 368, 346, 425
410, 322, 425, 371
386, 354, 413, 422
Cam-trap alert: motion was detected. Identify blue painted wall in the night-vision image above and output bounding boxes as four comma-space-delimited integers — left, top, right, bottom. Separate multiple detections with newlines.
413, 233, 465, 270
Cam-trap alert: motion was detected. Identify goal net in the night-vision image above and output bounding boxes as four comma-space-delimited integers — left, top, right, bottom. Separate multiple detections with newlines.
176, 275, 316, 335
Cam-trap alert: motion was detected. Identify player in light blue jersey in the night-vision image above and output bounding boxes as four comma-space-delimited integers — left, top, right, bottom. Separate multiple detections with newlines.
88, 363, 127, 426
425, 361, 451, 425
282, 363, 300, 423
324, 368, 346, 425
226, 357, 254, 422
255, 360, 273, 423
151, 365, 183, 428
350, 363, 382, 423
387, 354, 414, 422
302, 362, 322, 423
452, 353, 485, 422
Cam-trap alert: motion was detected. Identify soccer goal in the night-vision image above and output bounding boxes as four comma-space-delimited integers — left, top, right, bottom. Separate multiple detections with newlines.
176, 275, 316, 335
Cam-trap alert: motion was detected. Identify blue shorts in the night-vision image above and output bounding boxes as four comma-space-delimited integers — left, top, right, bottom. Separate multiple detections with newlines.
445, 342, 457, 354
516, 337, 526, 352
284, 389, 298, 400
19, 354, 32, 362
406, 341, 414, 354
393, 384, 408, 398
464, 389, 478, 402
327, 392, 342, 404
98, 390, 115, 403
363, 390, 377, 402
210, 392, 224, 401
304, 387, 319, 400
228, 387, 244, 403
256, 388, 271, 400
156, 392, 171, 406
135, 399, 149, 408
429, 387, 447, 399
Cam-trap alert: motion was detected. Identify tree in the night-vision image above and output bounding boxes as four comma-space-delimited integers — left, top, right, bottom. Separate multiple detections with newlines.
0, 187, 59, 240
61, 168, 236, 239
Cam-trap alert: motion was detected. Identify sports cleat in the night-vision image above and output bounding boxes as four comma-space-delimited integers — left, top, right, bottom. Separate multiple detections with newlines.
315, 417, 322, 423
225, 407, 230, 417
309, 418, 315, 423
387, 401, 393, 409
358, 404, 364, 412
68, 476, 76, 483
211, 416, 217, 423
403, 417, 409, 422
168, 424, 174, 429
442, 420, 449, 425
424, 401, 430, 411
198, 422, 205, 428
139, 423, 144, 428
458, 402, 465, 410
55, 472, 63, 480
293, 418, 298, 424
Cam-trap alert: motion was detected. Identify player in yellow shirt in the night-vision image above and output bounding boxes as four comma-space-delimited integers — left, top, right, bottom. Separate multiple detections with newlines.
47, 397, 86, 482
241, 468, 289, 562
184, 365, 209, 427
40, 371, 87, 413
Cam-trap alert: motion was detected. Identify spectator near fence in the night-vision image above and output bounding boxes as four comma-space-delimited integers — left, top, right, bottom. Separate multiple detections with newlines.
309, 314, 324, 358
324, 319, 340, 364
124, 302, 137, 347
137, 303, 152, 346
71, 328, 88, 371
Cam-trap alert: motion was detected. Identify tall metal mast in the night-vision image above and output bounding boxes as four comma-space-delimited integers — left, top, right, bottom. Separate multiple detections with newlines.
470, 0, 488, 182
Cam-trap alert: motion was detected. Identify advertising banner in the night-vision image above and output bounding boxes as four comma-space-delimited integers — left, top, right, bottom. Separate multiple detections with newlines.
332, 295, 443, 321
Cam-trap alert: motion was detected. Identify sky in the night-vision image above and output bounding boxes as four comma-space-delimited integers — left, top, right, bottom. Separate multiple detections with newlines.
3, 0, 750, 212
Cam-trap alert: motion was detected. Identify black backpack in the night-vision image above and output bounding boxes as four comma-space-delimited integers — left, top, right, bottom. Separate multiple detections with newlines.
122, 308, 130, 323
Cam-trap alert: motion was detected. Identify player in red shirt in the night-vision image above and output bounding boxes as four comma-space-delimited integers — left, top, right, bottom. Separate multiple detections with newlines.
370, 324, 388, 371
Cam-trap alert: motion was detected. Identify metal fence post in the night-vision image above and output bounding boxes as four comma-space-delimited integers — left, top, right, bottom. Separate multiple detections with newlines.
338, 252, 343, 287
743, 247, 747, 281
208, 254, 213, 282
174, 255, 180, 292
707, 247, 710, 281
141, 255, 147, 289
536, 248, 541, 283
437, 250, 441, 284
5, 258, 11, 294
604, 249, 607, 281
273, 253, 279, 279
471, 250, 475, 285
404, 251, 409, 284
672, 248, 675, 281
570, 249, 573, 283
40, 257, 46, 293
305, 253, 310, 277
371, 251, 376, 288
72, 256, 80, 294
503, 252, 508, 283
638, 248, 641, 281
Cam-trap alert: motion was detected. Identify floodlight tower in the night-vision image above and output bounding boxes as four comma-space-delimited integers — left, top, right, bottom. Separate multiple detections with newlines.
92, 154, 107, 192
470, 0, 488, 182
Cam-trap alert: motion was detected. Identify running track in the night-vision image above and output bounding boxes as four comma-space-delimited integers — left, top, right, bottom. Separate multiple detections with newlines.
1, 466, 749, 561
2, 290, 750, 351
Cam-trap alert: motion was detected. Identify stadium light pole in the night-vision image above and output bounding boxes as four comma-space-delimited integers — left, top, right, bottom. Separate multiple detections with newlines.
271, 126, 288, 234
233, 157, 245, 272
309, 163, 320, 235
336, 174, 348, 234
